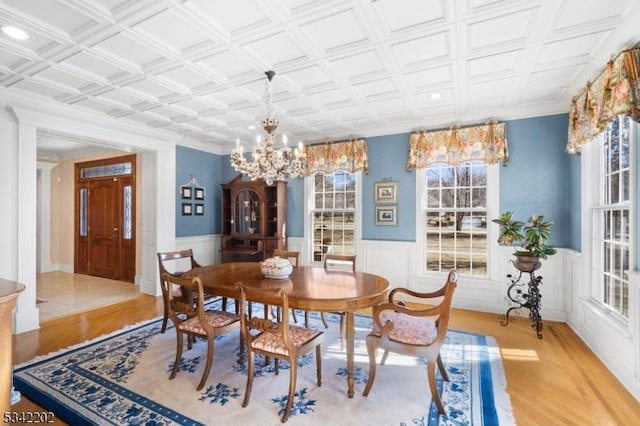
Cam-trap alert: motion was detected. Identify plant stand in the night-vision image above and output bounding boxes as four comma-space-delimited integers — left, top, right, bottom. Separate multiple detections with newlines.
500, 264, 543, 339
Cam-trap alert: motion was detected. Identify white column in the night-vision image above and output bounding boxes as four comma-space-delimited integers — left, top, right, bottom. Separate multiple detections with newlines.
139, 148, 175, 296
15, 123, 40, 333
37, 162, 56, 273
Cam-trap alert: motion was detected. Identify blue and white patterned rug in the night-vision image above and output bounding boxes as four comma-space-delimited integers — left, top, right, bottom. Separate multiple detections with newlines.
14, 301, 515, 425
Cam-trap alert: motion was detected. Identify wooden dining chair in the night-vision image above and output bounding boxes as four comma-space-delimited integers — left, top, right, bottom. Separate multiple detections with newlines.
161, 272, 241, 391
238, 283, 324, 423
273, 249, 306, 324
324, 253, 356, 272
157, 249, 202, 334
273, 249, 299, 267
322, 254, 357, 339
362, 270, 458, 415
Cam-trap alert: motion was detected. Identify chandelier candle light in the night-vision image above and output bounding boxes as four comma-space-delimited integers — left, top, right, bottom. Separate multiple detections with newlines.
230, 70, 307, 185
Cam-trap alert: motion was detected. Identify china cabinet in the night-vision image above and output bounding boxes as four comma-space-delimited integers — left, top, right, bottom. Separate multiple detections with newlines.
220, 174, 287, 262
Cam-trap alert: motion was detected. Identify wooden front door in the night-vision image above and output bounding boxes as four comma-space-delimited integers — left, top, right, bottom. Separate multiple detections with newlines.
75, 155, 136, 282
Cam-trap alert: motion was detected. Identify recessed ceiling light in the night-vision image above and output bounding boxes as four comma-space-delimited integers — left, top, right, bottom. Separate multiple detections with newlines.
1, 26, 30, 40
430, 92, 442, 100
247, 125, 256, 130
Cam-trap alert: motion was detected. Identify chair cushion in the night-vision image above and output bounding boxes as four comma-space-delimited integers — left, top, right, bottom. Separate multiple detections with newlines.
251, 326, 322, 356
371, 312, 438, 346
178, 311, 239, 335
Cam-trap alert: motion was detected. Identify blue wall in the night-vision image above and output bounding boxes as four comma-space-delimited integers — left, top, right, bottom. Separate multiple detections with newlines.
175, 146, 223, 237
181, 114, 574, 249
363, 133, 416, 241
501, 115, 571, 247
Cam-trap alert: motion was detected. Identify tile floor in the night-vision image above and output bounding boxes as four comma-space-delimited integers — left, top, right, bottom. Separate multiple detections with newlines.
36, 272, 140, 322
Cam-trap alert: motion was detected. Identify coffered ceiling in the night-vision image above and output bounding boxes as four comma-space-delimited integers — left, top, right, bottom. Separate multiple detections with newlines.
2, 0, 640, 156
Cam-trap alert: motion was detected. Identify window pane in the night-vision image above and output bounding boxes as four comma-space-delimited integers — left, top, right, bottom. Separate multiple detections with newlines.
79, 188, 87, 237
346, 192, 355, 208
323, 193, 334, 208
442, 189, 455, 208
471, 188, 486, 208
622, 170, 629, 201
123, 185, 132, 240
611, 172, 620, 203
426, 188, 440, 208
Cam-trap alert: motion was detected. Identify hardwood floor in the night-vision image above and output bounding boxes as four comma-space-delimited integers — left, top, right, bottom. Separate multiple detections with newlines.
36, 272, 139, 321
11, 286, 640, 425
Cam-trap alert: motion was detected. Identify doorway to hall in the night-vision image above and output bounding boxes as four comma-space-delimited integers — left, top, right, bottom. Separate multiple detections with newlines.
74, 154, 136, 282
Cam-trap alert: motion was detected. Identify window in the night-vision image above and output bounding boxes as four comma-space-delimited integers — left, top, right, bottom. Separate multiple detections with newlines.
310, 171, 357, 262
593, 115, 632, 318
421, 161, 491, 276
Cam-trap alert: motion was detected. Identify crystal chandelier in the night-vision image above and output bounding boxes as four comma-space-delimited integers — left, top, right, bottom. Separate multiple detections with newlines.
230, 70, 307, 185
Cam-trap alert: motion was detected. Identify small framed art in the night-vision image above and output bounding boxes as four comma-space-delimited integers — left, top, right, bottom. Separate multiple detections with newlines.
375, 205, 397, 226
182, 203, 193, 215
374, 181, 398, 203
180, 186, 192, 199
194, 187, 205, 200
195, 204, 204, 215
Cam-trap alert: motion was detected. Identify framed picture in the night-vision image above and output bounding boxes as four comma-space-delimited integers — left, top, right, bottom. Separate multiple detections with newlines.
195, 203, 204, 215
181, 203, 193, 215
194, 187, 205, 200
375, 206, 397, 226
374, 181, 398, 203
180, 186, 192, 199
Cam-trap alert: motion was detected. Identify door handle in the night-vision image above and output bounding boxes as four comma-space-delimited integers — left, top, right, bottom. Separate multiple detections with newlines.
113, 228, 119, 232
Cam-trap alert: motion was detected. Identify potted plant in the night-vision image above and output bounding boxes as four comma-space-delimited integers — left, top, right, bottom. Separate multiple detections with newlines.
492, 212, 557, 272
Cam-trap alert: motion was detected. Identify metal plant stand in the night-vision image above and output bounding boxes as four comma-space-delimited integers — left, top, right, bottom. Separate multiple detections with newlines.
500, 263, 543, 339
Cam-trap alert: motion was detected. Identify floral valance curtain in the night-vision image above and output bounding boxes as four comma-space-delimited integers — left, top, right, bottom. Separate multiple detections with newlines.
301, 138, 368, 176
406, 121, 508, 170
567, 48, 640, 154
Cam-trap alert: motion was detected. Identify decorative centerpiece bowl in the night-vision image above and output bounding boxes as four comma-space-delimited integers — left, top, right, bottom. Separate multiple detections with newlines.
260, 256, 292, 280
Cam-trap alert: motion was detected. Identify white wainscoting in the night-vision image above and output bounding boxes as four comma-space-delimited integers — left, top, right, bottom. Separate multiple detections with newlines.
176, 235, 221, 265
358, 240, 568, 321
568, 269, 640, 400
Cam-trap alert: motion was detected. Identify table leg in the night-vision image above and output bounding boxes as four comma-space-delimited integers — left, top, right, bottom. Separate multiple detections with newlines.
346, 311, 355, 398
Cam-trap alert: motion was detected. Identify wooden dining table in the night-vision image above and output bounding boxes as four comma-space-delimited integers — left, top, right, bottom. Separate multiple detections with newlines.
188, 261, 390, 398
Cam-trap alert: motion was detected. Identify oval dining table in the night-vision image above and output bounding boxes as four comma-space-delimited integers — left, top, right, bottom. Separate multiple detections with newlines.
188, 261, 390, 398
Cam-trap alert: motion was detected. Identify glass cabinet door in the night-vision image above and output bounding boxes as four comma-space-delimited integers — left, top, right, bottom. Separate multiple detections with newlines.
235, 189, 260, 234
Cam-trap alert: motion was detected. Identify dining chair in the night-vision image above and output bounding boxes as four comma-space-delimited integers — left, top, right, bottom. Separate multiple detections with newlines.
157, 249, 202, 334
273, 248, 299, 266
362, 270, 458, 415
158, 250, 235, 334
322, 254, 357, 340
238, 283, 324, 423
161, 272, 241, 391
273, 249, 305, 325
324, 253, 356, 272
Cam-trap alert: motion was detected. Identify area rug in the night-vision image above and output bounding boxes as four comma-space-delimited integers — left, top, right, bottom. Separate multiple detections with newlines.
14, 301, 515, 425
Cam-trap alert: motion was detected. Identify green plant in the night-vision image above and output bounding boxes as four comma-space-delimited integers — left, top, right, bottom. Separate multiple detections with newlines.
491, 211, 524, 246
492, 212, 557, 259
